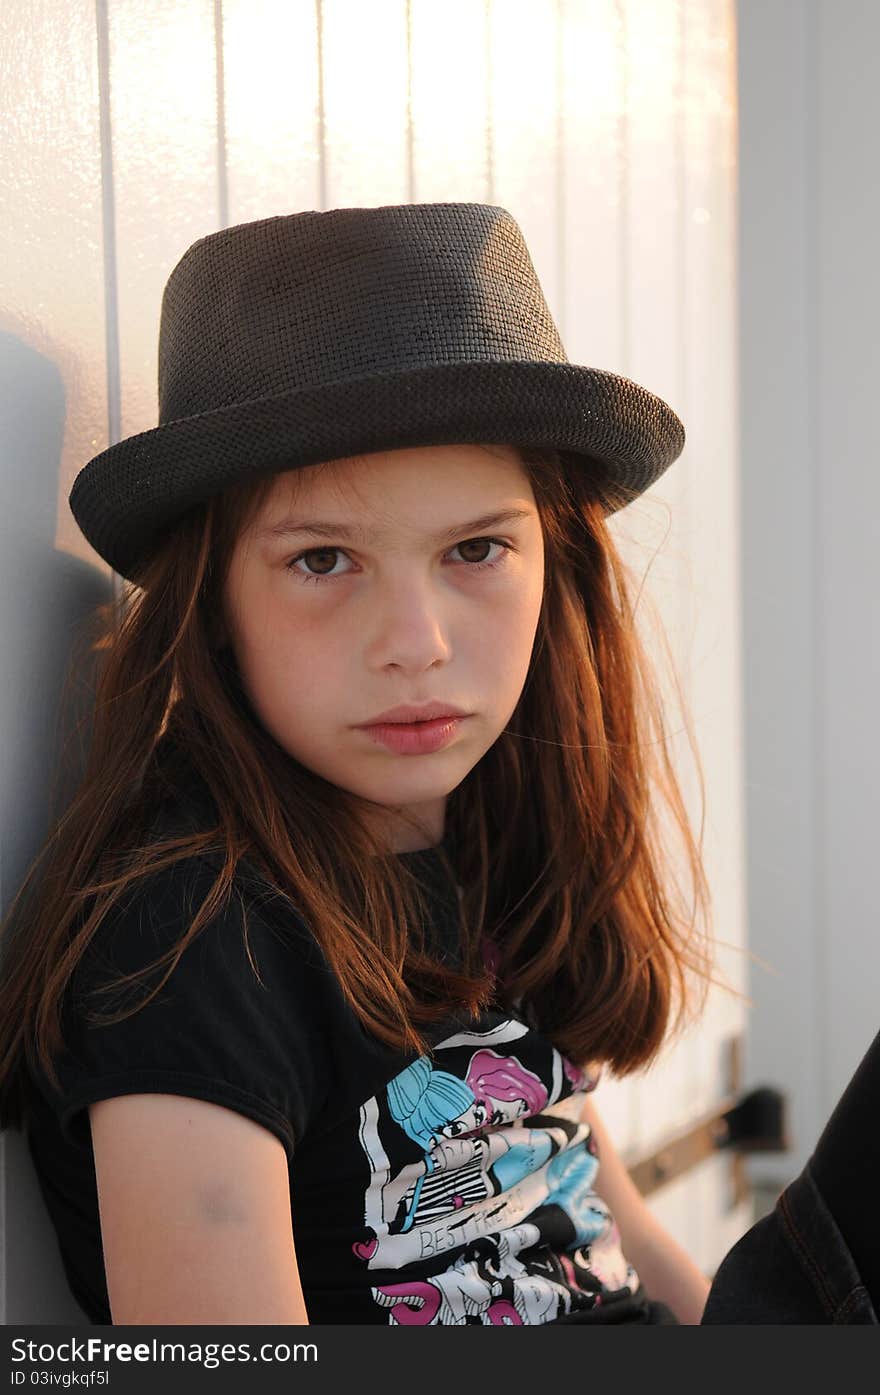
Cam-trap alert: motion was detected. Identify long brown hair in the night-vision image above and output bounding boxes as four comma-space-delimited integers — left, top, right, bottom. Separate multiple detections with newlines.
0, 444, 724, 1134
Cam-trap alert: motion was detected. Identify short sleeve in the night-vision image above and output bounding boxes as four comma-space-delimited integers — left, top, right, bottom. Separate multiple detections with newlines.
33, 855, 326, 1168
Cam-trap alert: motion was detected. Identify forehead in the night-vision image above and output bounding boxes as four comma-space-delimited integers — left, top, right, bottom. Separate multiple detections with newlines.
261, 443, 528, 512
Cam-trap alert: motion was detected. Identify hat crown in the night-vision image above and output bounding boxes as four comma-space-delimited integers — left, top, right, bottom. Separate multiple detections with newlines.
157, 202, 568, 424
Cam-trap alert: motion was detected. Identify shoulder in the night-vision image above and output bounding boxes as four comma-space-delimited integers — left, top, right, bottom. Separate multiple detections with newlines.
47, 848, 331, 1155
69, 845, 325, 1026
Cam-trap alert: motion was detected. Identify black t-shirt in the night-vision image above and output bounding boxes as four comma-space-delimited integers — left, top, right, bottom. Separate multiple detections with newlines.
24, 795, 677, 1326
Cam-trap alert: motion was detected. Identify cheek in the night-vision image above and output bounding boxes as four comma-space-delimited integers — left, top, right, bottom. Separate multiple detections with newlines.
479, 583, 542, 656
253, 627, 347, 707
236, 581, 331, 661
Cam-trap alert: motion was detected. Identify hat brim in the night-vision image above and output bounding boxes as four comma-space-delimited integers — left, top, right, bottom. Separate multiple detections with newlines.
69, 359, 685, 582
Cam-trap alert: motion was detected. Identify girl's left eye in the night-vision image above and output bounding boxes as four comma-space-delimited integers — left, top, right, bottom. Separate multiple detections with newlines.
284, 536, 515, 585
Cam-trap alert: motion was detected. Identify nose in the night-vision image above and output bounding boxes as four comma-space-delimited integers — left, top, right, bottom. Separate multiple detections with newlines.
365, 577, 453, 672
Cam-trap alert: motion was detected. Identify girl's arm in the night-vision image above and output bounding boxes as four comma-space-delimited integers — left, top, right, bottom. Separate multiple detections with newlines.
580, 1092, 711, 1324
90, 1092, 310, 1324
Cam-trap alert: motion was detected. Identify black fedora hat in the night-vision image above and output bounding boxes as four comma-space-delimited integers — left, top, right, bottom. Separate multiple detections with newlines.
68, 202, 685, 583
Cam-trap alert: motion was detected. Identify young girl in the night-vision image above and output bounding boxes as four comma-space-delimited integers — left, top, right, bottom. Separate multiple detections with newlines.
0, 203, 876, 1328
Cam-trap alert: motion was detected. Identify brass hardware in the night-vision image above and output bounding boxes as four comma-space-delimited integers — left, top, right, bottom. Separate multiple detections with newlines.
626, 1098, 738, 1198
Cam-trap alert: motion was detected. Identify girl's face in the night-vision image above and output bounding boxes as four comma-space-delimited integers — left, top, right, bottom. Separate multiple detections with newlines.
221, 443, 545, 851
439, 1101, 488, 1138
481, 1093, 529, 1127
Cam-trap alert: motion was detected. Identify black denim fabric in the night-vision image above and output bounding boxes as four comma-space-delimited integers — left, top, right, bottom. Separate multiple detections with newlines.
701, 1158, 878, 1324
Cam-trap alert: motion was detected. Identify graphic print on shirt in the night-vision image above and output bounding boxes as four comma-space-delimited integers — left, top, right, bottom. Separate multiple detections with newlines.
353, 1016, 640, 1324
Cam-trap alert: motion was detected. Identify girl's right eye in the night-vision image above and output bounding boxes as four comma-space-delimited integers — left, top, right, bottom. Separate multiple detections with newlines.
285, 547, 352, 584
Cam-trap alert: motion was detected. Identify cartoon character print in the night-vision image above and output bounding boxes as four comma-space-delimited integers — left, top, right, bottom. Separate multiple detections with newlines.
372, 1222, 589, 1325
353, 1017, 639, 1324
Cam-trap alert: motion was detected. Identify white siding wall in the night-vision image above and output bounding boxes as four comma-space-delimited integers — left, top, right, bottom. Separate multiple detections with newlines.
737, 0, 880, 1189
1, 0, 750, 1320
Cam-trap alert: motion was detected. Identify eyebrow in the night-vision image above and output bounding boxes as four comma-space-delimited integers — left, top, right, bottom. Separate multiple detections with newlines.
256, 506, 537, 544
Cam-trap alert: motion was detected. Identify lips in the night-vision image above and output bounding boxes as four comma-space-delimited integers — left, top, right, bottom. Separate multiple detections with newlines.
357, 715, 468, 755
357, 701, 468, 727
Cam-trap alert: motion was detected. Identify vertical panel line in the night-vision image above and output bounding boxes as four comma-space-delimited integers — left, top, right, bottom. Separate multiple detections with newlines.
94, 0, 119, 445
405, 0, 414, 202
555, 0, 566, 339
94, 0, 122, 598
675, 3, 693, 724
315, 0, 327, 209
676, 0, 687, 463
214, 0, 229, 230
805, 0, 825, 1123
617, 0, 630, 377
485, 0, 493, 203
